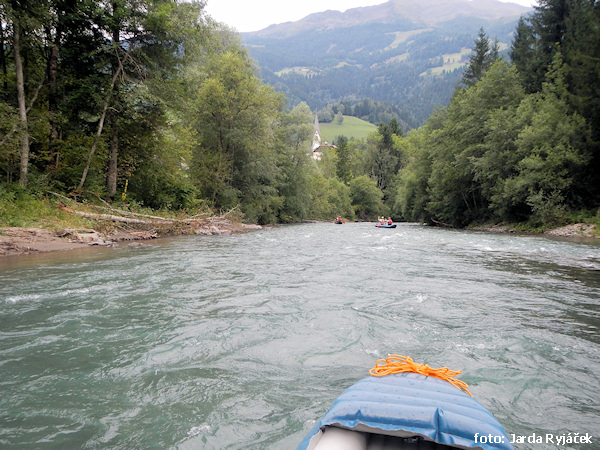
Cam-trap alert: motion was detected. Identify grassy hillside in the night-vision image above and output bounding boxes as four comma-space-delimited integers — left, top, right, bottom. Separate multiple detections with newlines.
319, 116, 377, 143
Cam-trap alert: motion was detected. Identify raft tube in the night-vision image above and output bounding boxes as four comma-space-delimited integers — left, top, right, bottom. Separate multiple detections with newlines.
375, 224, 396, 228
298, 373, 513, 450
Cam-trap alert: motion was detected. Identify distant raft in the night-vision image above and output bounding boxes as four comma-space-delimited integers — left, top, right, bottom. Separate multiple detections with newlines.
298, 372, 514, 450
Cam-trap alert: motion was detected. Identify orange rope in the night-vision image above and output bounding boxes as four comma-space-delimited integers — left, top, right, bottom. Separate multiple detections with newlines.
369, 354, 472, 397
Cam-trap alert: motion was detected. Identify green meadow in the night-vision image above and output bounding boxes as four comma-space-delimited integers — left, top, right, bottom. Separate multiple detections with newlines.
319, 116, 377, 143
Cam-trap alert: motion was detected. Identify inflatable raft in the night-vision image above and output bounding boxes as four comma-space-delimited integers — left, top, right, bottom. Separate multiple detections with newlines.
375, 223, 396, 228
298, 357, 513, 450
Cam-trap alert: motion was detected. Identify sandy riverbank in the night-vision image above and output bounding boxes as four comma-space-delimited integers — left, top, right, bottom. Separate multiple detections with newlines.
0, 220, 262, 257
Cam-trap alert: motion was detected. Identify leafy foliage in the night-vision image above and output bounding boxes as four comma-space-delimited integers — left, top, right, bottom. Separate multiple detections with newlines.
1, 0, 598, 230
349, 175, 384, 220
395, 28, 596, 228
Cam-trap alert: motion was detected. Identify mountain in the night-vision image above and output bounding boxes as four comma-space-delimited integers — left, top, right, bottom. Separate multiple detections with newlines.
241, 0, 532, 129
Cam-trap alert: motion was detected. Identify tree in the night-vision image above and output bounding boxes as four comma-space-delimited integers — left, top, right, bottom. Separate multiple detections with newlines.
461, 28, 499, 88
335, 135, 351, 183
393, 128, 431, 222
0, 8, 7, 97
510, 17, 537, 93
13, 18, 29, 186
510, 0, 600, 204
427, 61, 526, 226
3, 1, 45, 186
387, 117, 403, 137
189, 49, 284, 219
349, 175, 383, 220
308, 174, 354, 220
275, 102, 314, 222
524, 0, 569, 93
494, 52, 590, 222
562, 0, 600, 200
367, 121, 403, 195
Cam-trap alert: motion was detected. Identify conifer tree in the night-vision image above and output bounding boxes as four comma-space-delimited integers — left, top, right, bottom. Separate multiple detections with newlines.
461, 28, 499, 88
528, 0, 569, 92
335, 136, 351, 184
510, 17, 537, 93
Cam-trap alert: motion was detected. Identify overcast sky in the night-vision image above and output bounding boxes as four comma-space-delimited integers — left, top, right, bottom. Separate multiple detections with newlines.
204, 0, 537, 33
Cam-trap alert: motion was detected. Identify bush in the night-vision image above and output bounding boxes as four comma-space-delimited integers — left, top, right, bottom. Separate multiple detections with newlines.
526, 190, 568, 227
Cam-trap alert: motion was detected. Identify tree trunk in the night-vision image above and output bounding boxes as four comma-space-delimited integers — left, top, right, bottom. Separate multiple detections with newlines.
48, 32, 59, 145
107, 126, 118, 196
105, 1, 121, 197
77, 65, 121, 190
14, 23, 30, 187
0, 17, 8, 95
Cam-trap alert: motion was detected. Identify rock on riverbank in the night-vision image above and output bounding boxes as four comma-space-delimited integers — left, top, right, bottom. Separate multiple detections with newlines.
472, 222, 598, 238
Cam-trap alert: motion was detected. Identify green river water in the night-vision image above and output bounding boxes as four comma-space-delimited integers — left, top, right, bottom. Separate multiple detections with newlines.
1, 222, 599, 449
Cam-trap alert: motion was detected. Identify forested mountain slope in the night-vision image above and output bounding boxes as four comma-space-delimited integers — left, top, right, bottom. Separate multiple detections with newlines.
242, 0, 532, 128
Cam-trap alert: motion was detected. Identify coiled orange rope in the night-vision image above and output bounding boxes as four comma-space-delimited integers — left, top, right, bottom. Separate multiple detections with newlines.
369, 354, 472, 397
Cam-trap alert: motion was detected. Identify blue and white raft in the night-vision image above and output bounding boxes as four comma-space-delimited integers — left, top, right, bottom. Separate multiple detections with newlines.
298, 372, 513, 450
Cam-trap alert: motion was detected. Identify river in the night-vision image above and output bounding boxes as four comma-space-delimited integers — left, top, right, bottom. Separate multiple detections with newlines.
1, 223, 599, 449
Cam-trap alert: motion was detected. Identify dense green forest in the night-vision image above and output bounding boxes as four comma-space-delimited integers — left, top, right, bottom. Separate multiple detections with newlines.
0, 0, 352, 224
1, 0, 599, 229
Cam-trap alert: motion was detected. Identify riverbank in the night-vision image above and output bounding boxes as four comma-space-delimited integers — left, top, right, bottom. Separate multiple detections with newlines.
0, 220, 262, 257
470, 222, 598, 239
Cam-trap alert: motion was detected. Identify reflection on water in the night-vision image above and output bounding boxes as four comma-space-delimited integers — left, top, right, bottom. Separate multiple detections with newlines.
1, 223, 599, 449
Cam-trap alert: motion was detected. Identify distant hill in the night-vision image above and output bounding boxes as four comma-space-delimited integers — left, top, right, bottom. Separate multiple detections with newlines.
320, 116, 378, 143
242, 0, 532, 129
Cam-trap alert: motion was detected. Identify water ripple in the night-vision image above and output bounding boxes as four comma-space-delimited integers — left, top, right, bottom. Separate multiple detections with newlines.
1, 223, 599, 448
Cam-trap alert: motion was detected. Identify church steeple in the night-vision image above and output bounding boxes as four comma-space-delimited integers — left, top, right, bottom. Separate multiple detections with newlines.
312, 113, 321, 151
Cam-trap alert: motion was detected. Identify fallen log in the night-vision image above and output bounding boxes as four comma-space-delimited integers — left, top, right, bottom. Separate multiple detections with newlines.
59, 206, 155, 224
50, 192, 232, 226
90, 205, 181, 222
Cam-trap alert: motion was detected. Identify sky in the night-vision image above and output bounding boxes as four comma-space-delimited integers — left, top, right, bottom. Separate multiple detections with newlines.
203, 0, 537, 33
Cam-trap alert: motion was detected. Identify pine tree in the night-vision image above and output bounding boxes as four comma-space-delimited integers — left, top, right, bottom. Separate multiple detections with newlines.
562, 0, 600, 201
461, 28, 499, 88
529, 0, 569, 91
510, 17, 537, 93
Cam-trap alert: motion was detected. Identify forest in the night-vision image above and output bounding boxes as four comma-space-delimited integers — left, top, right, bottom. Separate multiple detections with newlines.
1, 0, 599, 230
392, 1, 600, 229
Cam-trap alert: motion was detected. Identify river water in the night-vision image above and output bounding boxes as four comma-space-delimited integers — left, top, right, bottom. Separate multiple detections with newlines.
1, 223, 599, 449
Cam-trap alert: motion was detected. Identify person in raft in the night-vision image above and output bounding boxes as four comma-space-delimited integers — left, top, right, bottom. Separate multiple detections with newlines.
387, 217, 393, 225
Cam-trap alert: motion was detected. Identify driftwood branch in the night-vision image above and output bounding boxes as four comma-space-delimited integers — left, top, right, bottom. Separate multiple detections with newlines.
214, 205, 240, 220
93, 205, 181, 222
49, 191, 224, 225
59, 206, 154, 224
430, 217, 454, 228
48, 191, 74, 203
